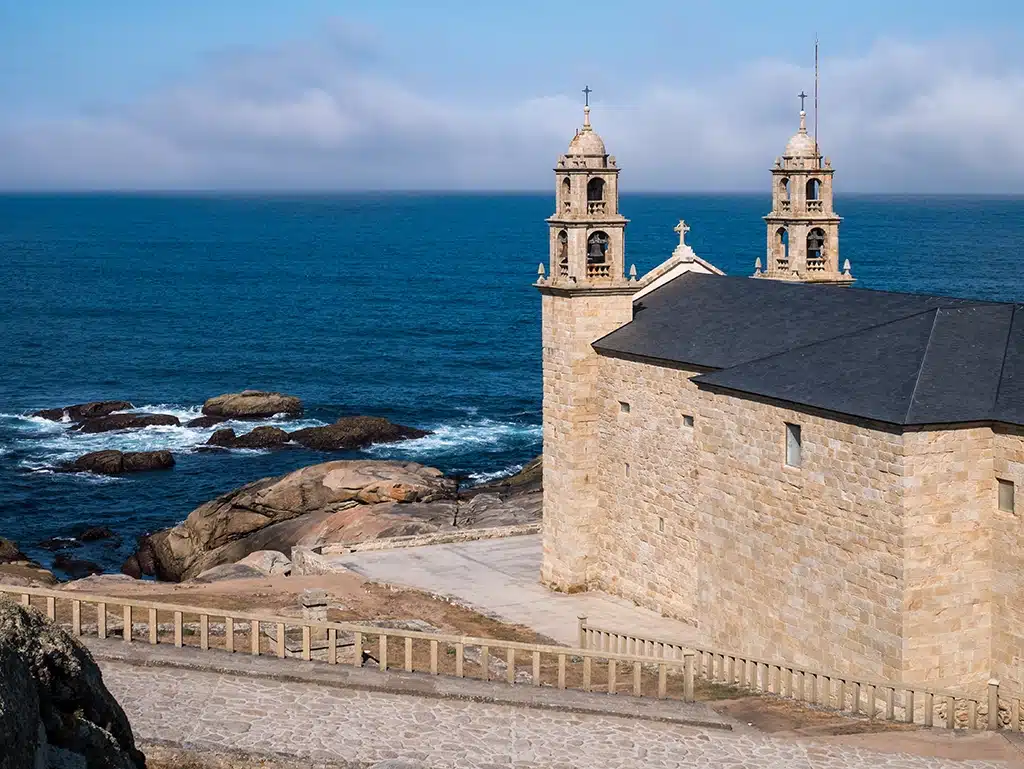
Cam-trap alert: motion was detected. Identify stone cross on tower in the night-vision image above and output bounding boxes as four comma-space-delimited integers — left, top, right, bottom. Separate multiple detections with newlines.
675, 220, 690, 246
798, 91, 808, 111
582, 85, 592, 106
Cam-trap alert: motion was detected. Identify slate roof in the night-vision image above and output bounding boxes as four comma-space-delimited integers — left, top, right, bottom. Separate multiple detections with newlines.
592, 273, 1024, 427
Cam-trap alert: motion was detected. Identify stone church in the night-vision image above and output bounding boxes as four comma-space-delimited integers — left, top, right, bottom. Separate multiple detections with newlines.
536, 100, 1024, 696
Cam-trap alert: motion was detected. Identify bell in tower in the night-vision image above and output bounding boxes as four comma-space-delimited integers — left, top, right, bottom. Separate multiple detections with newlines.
755, 93, 852, 284
541, 87, 629, 287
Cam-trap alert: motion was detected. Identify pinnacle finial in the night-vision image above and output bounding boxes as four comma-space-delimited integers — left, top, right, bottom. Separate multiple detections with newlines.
538, 263, 546, 278
629, 264, 638, 281
755, 257, 763, 274
843, 258, 852, 275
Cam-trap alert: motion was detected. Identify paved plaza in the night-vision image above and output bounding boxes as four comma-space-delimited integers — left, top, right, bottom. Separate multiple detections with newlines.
328, 534, 700, 647
102, 660, 1020, 768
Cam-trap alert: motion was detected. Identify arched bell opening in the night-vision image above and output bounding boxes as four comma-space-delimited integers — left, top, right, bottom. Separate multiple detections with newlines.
779, 177, 791, 211
556, 229, 569, 277
586, 231, 611, 278
807, 228, 826, 271
805, 178, 823, 212
561, 177, 571, 212
774, 227, 789, 268
587, 178, 606, 214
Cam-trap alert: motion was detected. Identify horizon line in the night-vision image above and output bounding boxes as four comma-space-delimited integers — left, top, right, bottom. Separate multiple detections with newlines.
2, 189, 1024, 198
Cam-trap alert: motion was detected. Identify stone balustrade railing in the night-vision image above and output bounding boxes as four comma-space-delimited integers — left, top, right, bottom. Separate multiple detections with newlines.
579, 617, 1015, 731
0, 586, 697, 703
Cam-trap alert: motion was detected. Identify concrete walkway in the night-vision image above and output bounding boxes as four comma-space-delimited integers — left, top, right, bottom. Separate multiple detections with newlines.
328, 534, 700, 647
101, 657, 1017, 768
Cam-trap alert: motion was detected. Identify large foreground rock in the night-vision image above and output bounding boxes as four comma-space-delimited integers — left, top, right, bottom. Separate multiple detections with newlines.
66, 450, 175, 475
290, 416, 429, 450
75, 413, 179, 434
0, 601, 146, 769
202, 390, 302, 419
32, 400, 134, 422
124, 460, 454, 581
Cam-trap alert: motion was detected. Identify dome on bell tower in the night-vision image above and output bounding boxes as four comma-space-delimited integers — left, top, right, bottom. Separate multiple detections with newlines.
567, 106, 607, 156
784, 110, 818, 159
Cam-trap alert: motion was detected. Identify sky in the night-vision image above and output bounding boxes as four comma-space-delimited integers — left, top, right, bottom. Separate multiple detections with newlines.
1, 1, 1023, 192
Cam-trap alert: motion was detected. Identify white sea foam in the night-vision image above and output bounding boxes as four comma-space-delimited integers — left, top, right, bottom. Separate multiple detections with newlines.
2, 404, 329, 467
366, 418, 542, 458
468, 463, 525, 484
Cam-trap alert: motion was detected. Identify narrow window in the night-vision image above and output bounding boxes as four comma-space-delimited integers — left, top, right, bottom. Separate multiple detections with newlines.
625, 462, 631, 478
682, 414, 694, 428
619, 401, 631, 414
658, 517, 665, 533
998, 479, 1015, 513
785, 423, 802, 467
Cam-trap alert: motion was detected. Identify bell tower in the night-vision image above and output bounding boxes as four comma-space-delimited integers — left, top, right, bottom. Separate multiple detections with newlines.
755, 95, 852, 284
536, 89, 636, 593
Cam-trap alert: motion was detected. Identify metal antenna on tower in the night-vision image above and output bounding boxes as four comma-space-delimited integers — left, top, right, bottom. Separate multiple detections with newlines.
814, 37, 820, 168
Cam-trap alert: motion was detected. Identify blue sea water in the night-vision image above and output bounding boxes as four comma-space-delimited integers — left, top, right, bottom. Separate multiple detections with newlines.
2, 193, 1024, 574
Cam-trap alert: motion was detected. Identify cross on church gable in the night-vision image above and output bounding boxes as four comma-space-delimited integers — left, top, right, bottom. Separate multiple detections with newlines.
674, 220, 690, 246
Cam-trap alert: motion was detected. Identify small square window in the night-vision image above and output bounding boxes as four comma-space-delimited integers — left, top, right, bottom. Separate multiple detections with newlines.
998, 479, 1015, 513
625, 462, 631, 478
619, 401, 631, 414
785, 423, 802, 467
683, 414, 694, 428
658, 516, 665, 533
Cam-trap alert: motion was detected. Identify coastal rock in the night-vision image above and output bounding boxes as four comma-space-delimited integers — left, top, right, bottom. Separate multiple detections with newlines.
32, 400, 134, 422
74, 413, 179, 434
125, 460, 454, 581
205, 426, 290, 450
290, 416, 429, 451
185, 415, 226, 428
78, 526, 117, 542
53, 555, 104, 580
202, 390, 303, 419
0, 601, 146, 769
237, 549, 292, 575
190, 563, 268, 583
66, 450, 175, 475
0, 537, 58, 587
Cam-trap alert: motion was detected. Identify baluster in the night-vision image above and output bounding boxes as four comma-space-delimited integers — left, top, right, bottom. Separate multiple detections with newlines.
455, 642, 464, 677
430, 639, 438, 675
557, 653, 566, 689
174, 611, 183, 648
657, 663, 667, 699
608, 659, 617, 695
378, 633, 387, 670
354, 631, 363, 667
46, 596, 56, 621
480, 645, 489, 681
885, 687, 895, 721
506, 647, 515, 684
97, 603, 107, 640
72, 600, 81, 636
123, 605, 133, 644
532, 650, 541, 686
275, 623, 284, 658
969, 700, 978, 730
684, 655, 695, 702
865, 684, 875, 719
947, 696, 957, 730
924, 691, 933, 727
150, 608, 158, 645
250, 620, 259, 655
582, 655, 592, 691
328, 628, 337, 665
405, 637, 414, 672
633, 660, 642, 696
905, 689, 915, 724
302, 625, 312, 661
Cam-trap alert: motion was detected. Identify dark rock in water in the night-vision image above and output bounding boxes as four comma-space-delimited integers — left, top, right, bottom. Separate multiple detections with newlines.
230, 426, 291, 449
290, 416, 429, 451
204, 426, 291, 449
0, 601, 147, 769
38, 537, 82, 552
65, 449, 175, 475
202, 390, 303, 419
53, 555, 104, 580
206, 428, 237, 447
32, 400, 134, 422
120, 535, 159, 581
75, 413, 179, 434
78, 526, 117, 542
185, 415, 226, 428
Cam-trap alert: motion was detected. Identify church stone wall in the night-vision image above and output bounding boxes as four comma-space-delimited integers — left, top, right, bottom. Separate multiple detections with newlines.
593, 354, 703, 622
991, 426, 1024, 695
693, 390, 907, 682
901, 427, 994, 693
539, 290, 633, 592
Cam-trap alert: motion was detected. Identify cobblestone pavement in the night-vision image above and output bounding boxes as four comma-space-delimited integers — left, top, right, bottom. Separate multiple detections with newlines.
102, 661, 1013, 768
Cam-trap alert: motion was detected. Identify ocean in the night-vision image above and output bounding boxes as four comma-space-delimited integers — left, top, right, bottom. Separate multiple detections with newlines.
2, 193, 1024, 574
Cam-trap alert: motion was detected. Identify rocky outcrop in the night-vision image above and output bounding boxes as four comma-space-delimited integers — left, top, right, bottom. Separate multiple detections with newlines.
202, 390, 303, 419
123, 460, 454, 581
0, 537, 57, 587
290, 416, 429, 451
0, 601, 146, 769
191, 550, 291, 582
75, 413, 180, 434
79, 526, 117, 542
65, 450, 175, 475
32, 400, 134, 422
205, 426, 291, 450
